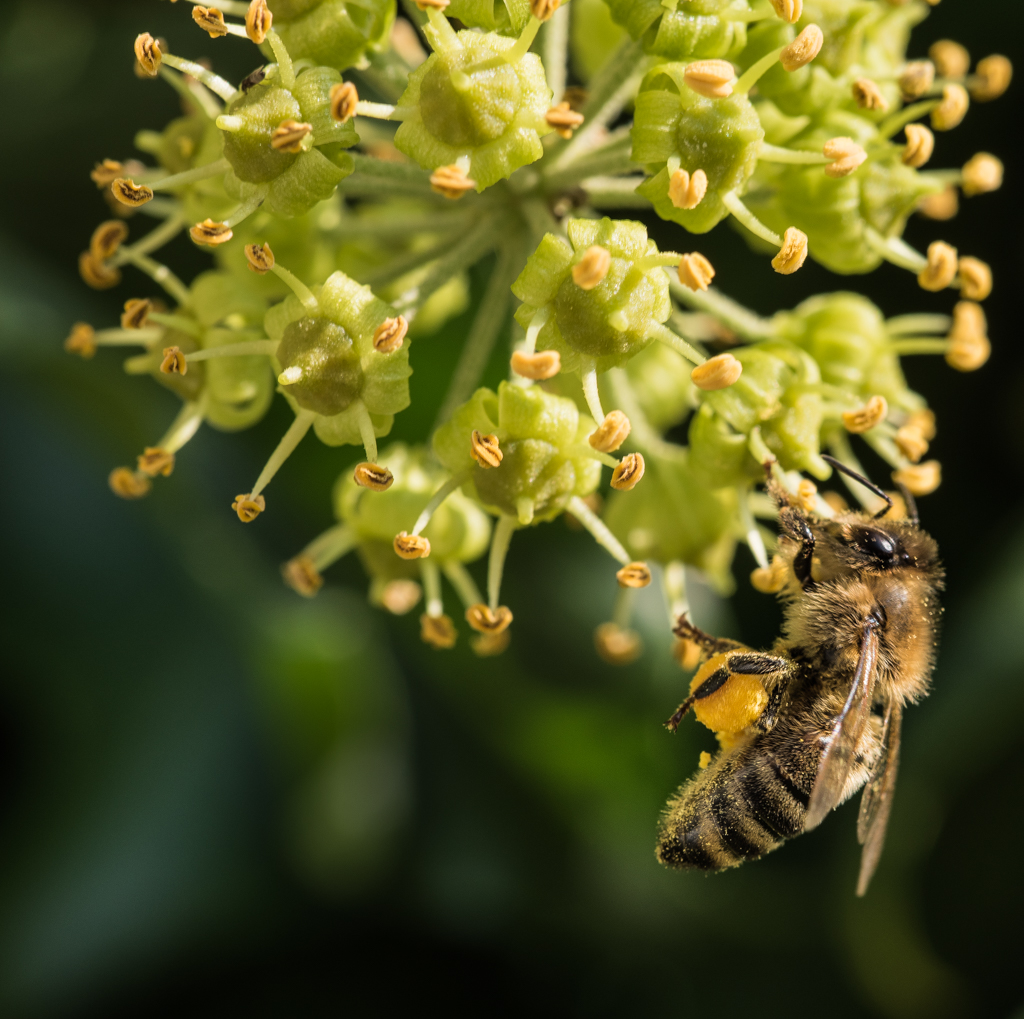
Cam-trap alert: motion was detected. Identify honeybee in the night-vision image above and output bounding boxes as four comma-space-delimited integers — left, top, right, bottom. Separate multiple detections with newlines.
657, 457, 943, 895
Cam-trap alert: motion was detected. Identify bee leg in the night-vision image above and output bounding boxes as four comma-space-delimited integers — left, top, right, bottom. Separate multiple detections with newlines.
672, 613, 744, 656
779, 507, 816, 590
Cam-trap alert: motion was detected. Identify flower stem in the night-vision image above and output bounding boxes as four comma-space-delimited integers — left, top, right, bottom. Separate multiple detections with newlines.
442, 561, 483, 609
251, 410, 317, 498
488, 515, 517, 611
302, 523, 358, 571
567, 496, 631, 566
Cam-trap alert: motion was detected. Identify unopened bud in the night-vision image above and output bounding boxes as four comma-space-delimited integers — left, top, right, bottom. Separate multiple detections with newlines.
329, 81, 359, 122
594, 622, 642, 665
511, 349, 561, 380
616, 562, 652, 588
572, 246, 611, 289
931, 84, 969, 130
112, 178, 154, 207
842, 395, 888, 434
245, 242, 275, 273
823, 136, 867, 177
929, 39, 970, 79
918, 187, 958, 221
961, 152, 1003, 196
190, 219, 233, 246
769, 0, 802, 23
684, 60, 735, 99
470, 431, 503, 468
918, 240, 958, 291
771, 227, 808, 274
121, 298, 152, 330
589, 410, 631, 453
668, 168, 708, 210
678, 252, 715, 291
421, 613, 457, 649
109, 467, 152, 499
160, 346, 188, 375
65, 322, 97, 359
545, 101, 584, 139
465, 603, 513, 634
430, 164, 476, 199
852, 78, 889, 111
394, 531, 431, 559
354, 462, 395, 491
282, 554, 323, 597
970, 54, 1012, 101
610, 453, 645, 491
691, 352, 742, 391
751, 555, 788, 593
780, 25, 823, 72
899, 60, 935, 98
232, 493, 266, 522
245, 0, 273, 44
90, 220, 129, 260
134, 33, 162, 77
902, 124, 934, 168
893, 461, 941, 496
957, 257, 992, 301
271, 120, 312, 153
192, 6, 228, 37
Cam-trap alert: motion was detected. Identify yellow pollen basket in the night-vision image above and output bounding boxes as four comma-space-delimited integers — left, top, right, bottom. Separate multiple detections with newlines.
689, 651, 769, 735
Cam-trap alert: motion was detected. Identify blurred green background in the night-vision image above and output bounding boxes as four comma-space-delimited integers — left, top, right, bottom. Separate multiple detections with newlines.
2, 2, 1023, 1015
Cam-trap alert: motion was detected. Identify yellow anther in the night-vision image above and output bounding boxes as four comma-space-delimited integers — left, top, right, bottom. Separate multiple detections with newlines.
282, 555, 323, 597
121, 298, 152, 330
691, 352, 742, 391
190, 219, 234, 246
899, 60, 935, 99
109, 467, 152, 500
822, 491, 848, 514
329, 81, 359, 123
415, 0, 449, 8
918, 240, 958, 291
918, 187, 958, 221
232, 493, 266, 522
780, 25, 823, 72
244, 242, 275, 274
465, 604, 514, 634
668, 168, 708, 210
769, 0, 802, 24
245, 0, 273, 44
353, 463, 395, 491
893, 461, 941, 496
111, 178, 154, 207
134, 33, 162, 77
594, 622, 642, 665
796, 478, 818, 513
90, 220, 129, 260
684, 60, 735, 99
137, 447, 175, 477
945, 300, 990, 371
379, 579, 422, 615
65, 323, 97, 359
545, 102, 584, 139
678, 252, 715, 291
961, 152, 1003, 196
430, 164, 476, 199
589, 410, 631, 453
906, 408, 937, 441
394, 531, 431, 559
751, 554, 788, 594
160, 346, 188, 376
373, 316, 408, 354
572, 246, 611, 290
271, 120, 312, 153
852, 78, 889, 112
895, 425, 929, 463
79, 251, 121, 290
91, 159, 125, 188
192, 6, 228, 37
610, 453, 645, 491
672, 637, 702, 671
929, 39, 970, 79
420, 613, 457, 649
472, 630, 510, 657
771, 227, 808, 275
470, 431, 503, 468
616, 562, 652, 589
823, 136, 867, 178
931, 83, 969, 130
902, 124, 934, 168
511, 349, 561, 380
958, 257, 992, 301
698, 751, 712, 770
530, 0, 560, 21
842, 395, 888, 434
970, 54, 1012, 101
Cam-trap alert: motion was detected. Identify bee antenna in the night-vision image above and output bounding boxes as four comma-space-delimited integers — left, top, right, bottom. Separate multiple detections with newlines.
820, 455, 893, 518
895, 481, 920, 527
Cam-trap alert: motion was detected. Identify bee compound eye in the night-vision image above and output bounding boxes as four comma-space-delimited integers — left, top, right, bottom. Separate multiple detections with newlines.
851, 527, 902, 566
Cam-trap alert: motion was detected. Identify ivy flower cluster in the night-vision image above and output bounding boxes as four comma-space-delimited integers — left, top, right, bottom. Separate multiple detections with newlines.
69, 0, 1007, 660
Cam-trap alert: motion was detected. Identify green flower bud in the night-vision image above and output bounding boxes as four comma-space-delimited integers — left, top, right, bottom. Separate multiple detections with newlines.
221, 66, 357, 217
444, 0, 531, 34
433, 382, 602, 524
622, 341, 696, 432
605, 0, 752, 62
267, 0, 395, 71
633, 64, 763, 233
512, 218, 672, 374
337, 443, 491, 561
393, 22, 552, 190
264, 271, 412, 447
688, 402, 761, 488
604, 452, 738, 592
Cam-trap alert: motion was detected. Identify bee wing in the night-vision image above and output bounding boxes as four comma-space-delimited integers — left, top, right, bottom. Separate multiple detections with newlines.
855, 700, 902, 897
804, 621, 880, 831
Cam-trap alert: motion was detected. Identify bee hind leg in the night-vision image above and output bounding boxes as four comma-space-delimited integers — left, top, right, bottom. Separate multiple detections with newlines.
672, 614, 744, 656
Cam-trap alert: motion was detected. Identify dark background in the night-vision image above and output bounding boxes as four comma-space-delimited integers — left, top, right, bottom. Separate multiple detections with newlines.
1, 1, 1022, 1015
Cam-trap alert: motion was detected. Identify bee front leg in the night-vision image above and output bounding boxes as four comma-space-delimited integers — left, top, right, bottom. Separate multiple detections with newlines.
779, 507, 816, 590
672, 614, 744, 657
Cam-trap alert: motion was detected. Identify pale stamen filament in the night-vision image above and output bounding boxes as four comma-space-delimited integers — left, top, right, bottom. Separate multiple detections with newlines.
250, 410, 317, 499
